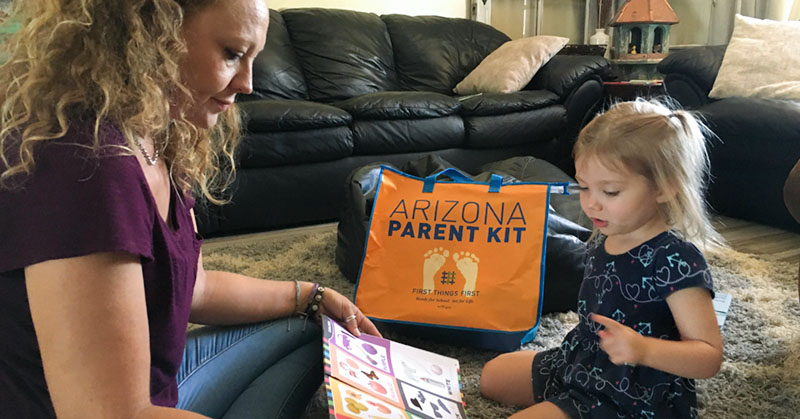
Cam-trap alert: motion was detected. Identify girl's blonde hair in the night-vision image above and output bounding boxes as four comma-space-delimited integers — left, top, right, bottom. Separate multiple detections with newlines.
0, 0, 240, 204
574, 99, 724, 249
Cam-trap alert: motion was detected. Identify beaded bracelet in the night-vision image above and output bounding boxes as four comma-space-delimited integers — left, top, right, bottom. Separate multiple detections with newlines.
288, 282, 326, 332
302, 283, 326, 320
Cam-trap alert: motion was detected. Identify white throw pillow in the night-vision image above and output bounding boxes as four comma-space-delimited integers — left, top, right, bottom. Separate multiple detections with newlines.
453, 36, 569, 95
709, 14, 800, 100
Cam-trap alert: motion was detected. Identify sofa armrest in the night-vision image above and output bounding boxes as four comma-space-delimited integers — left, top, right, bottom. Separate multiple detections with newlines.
657, 45, 727, 108
785, 159, 800, 225
525, 55, 610, 175
527, 55, 611, 101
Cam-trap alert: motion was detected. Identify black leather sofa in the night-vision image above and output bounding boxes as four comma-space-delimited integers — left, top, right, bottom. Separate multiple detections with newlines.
657, 46, 800, 233
196, 8, 610, 237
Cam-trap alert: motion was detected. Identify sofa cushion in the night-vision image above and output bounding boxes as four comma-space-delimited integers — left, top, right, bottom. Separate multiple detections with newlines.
702, 97, 800, 232
352, 117, 464, 155
239, 100, 352, 132
281, 8, 399, 103
709, 14, 800, 100
453, 36, 568, 95
700, 97, 800, 169
239, 127, 354, 169
458, 90, 559, 116
247, 10, 308, 100
382, 14, 509, 94
335, 92, 461, 120
464, 106, 565, 149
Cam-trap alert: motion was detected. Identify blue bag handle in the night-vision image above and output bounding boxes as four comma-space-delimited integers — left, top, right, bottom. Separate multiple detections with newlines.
422, 168, 504, 193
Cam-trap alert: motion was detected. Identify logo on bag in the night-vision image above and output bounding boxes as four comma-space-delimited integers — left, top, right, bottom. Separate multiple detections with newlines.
440, 271, 456, 285
386, 199, 527, 244
415, 248, 481, 301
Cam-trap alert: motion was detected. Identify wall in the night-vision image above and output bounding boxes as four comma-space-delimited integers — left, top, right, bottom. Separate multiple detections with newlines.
268, 0, 468, 18
491, 0, 800, 46
491, 0, 584, 42
671, 0, 800, 45
491, 0, 706, 44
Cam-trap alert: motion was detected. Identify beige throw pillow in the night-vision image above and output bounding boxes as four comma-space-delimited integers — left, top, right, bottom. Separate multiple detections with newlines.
709, 14, 800, 100
453, 36, 569, 95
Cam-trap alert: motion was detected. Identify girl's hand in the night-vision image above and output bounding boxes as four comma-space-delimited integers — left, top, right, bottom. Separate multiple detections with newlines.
320, 288, 382, 338
591, 313, 645, 366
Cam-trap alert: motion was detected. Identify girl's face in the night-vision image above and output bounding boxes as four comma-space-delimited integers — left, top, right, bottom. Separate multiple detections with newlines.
575, 155, 668, 251
177, 0, 269, 128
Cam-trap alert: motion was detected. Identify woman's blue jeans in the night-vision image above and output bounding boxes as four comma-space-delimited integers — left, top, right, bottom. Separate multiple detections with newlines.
176, 318, 323, 418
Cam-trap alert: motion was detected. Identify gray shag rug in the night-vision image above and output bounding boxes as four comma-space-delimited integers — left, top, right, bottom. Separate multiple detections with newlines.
202, 229, 800, 419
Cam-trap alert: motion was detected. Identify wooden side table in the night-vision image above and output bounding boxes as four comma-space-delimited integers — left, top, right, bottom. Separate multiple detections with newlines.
603, 80, 665, 103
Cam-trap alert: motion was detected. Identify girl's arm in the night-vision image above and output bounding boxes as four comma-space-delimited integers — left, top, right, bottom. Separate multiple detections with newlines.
592, 286, 723, 379
189, 211, 381, 337
25, 253, 209, 419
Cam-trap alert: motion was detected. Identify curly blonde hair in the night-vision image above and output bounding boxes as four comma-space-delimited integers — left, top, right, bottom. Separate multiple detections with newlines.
0, 0, 240, 204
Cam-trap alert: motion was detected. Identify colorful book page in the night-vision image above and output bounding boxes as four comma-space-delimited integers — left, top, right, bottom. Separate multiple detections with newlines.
328, 344, 404, 406
322, 315, 467, 419
329, 318, 392, 374
326, 376, 416, 419
396, 380, 467, 419
388, 338, 461, 400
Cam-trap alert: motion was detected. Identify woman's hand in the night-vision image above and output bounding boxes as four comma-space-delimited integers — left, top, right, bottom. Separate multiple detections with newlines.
320, 288, 382, 338
591, 313, 644, 366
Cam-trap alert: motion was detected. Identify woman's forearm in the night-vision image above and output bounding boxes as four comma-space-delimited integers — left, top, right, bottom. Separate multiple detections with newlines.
189, 270, 315, 325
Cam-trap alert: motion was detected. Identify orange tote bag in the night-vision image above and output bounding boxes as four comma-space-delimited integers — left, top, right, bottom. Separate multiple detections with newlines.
354, 166, 565, 351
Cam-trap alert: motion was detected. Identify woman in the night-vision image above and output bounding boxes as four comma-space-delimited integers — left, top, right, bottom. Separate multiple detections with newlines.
0, 0, 379, 417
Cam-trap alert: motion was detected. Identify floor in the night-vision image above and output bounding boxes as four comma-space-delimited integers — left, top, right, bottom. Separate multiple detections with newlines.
203, 222, 338, 252
712, 216, 800, 262
204, 216, 800, 264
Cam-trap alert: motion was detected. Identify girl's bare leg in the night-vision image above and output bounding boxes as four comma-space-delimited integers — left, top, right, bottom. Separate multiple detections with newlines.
510, 401, 570, 419
479, 351, 538, 406
481, 351, 569, 418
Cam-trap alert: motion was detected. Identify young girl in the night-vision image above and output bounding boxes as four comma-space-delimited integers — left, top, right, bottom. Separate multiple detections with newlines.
479, 100, 724, 418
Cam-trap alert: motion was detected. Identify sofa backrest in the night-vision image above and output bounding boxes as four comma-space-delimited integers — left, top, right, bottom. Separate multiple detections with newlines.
247, 10, 309, 101
245, 9, 512, 103
382, 15, 510, 95
281, 8, 400, 103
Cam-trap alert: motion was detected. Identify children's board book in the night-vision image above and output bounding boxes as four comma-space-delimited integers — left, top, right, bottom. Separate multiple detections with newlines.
322, 315, 467, 419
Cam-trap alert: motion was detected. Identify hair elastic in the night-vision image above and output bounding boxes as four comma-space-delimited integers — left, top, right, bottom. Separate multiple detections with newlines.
288, 280, 302, 331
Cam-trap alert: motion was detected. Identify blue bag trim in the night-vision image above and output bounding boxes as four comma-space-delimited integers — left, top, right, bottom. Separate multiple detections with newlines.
353, 165, 571, 350
352, 165, 390, 301
368, 317, 536, 352
488, 174, 503, 192
520, 183, 563, 345
419, 167, 505, 194
422, 167, 476, 193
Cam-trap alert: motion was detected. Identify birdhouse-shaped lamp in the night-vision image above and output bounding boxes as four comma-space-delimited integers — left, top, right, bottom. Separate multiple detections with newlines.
611, 0, 678, 60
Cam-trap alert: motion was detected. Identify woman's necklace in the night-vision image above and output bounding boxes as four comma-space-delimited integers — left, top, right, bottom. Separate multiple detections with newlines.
133, 135, 160, 166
